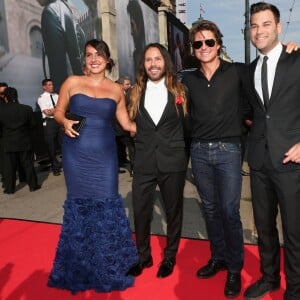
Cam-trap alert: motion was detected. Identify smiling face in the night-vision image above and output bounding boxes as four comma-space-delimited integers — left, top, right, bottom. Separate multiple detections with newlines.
193, 30, 220, 64
250, 9, 282, 55
84, 45, 108, 75
144, 47, 165, 83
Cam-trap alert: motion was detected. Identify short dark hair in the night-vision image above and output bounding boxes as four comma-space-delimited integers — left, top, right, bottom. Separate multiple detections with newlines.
250, 2, 280, 23
117, 76, 131, 84
0, 82, 8, 88
189, 20, 223, 55
42, 78, 52, 86
3, 87, 18, 103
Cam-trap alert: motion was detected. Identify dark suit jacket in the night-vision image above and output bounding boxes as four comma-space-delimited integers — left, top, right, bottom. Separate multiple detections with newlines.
133, 92, 188, 174
0, 102, 35, 152
246, 46, 300, 171
41, 1, 85, 92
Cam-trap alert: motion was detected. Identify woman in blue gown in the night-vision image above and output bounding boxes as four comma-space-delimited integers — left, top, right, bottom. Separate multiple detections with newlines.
48, 39, 138, 294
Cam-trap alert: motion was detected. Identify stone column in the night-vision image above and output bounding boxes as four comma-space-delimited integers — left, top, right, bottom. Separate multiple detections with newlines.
158, 6, 169, 49
99, 0, 118, 80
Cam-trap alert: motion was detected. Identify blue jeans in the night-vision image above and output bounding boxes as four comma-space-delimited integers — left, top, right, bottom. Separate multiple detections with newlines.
191, 141, 244, 273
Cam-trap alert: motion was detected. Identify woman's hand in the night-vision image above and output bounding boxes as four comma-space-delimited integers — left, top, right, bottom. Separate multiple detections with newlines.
63, 119, 80, 138
284, 41, 299, 53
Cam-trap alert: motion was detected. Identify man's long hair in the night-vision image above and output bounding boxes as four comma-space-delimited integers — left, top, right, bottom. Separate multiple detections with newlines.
128, 43, 187, 119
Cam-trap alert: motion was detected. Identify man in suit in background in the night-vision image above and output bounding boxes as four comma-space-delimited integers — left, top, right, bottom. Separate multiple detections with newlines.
0, 87, 40, 194
115, 76, 135, 176
0, 82, 8, 186
126, 43, 188, 278
38, 79, 62, 176
244, 3, 300, 299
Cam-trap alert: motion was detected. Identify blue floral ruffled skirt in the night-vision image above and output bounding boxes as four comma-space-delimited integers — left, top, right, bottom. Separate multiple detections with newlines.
48, 196, 138, 294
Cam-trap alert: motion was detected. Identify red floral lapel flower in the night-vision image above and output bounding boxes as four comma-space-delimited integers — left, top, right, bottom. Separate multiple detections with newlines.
176, 95, 184, 105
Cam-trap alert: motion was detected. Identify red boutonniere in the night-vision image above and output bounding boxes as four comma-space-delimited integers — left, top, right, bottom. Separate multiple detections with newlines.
176, 96, 184, 105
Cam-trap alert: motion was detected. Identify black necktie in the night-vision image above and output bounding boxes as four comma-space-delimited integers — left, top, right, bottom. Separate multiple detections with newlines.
261, 56, 269, 109
50, 94, 56, 107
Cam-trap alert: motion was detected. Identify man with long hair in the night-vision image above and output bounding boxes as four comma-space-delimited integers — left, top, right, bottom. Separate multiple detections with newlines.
127, 43, 189, 278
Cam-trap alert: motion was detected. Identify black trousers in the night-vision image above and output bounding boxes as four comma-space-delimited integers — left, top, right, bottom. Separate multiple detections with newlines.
43, 119, 62, 170
3, 151, 38, 192
119, 134, 135, 170
132, 171, 186, 262
250, 149, 300, 299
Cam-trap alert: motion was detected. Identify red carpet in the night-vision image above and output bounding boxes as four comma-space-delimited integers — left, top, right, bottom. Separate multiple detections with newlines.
0, 218, 285, 300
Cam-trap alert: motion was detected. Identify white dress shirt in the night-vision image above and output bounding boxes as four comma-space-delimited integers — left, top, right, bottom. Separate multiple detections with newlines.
37, 92, 59, 119
254, 43, 282, 104
144, 78, 168, 125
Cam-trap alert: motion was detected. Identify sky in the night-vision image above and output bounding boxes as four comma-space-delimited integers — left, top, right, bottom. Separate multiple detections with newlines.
186, 0, 300, 62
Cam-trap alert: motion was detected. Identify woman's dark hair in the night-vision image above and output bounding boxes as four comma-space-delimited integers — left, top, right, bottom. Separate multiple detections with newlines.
84, 39, 115, 72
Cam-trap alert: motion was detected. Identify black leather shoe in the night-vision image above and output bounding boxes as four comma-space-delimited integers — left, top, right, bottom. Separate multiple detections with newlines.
30, 185, 41, 192
244, 276, 280, 299
197, 259, 227, 278
126, 257, 153, 277
224, 272, 241, 298
3, 189, 15, 194
157, 258, 175, 278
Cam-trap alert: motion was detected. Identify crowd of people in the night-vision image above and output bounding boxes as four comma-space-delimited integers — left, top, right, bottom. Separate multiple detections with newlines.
1, 2, 300, 299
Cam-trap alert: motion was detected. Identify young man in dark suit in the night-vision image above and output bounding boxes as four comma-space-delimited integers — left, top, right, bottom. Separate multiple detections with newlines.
126, 43, 188, 278
0, 87, 40, 194
244, 3, 300, 300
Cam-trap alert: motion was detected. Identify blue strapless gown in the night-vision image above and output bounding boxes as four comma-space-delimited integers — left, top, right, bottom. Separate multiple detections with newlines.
48, 94, 138, 294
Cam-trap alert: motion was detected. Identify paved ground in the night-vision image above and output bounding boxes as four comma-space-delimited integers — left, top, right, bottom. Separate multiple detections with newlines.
0, 161, 282, 245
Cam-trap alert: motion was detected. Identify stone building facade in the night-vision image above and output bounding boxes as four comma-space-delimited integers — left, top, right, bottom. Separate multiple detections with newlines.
0, 0, 182, 84
0, 0, 43, 57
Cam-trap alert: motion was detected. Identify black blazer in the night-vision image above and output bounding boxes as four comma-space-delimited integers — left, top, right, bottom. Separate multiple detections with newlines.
0, 102, 35, 152
246, 46, 300, 171
133, 91, 188, 174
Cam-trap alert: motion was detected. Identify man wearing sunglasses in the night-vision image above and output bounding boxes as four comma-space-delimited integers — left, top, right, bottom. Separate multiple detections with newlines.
182, 18, 299, 299
182, 20, 248, 298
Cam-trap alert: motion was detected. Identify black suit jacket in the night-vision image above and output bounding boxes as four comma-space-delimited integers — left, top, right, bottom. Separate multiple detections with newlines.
0, 102, 35, 152
246, 46, 300, 171
133, 91, 188, 174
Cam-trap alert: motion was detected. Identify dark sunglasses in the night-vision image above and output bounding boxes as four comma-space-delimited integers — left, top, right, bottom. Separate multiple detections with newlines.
192, 39, 216, 49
